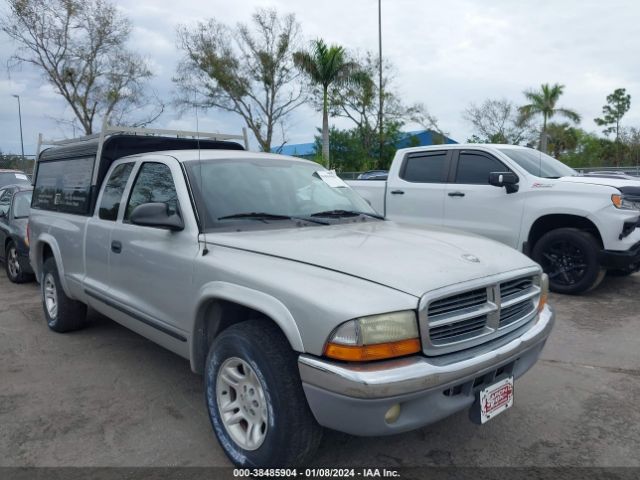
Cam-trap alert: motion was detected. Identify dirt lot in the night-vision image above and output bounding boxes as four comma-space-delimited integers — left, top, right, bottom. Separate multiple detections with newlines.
1, 272, 639, 467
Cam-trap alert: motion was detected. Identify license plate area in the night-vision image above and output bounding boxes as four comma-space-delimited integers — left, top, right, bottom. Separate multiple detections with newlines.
478, 376, 514, 423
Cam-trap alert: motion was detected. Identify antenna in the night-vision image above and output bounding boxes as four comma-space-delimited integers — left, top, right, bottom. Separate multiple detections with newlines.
195, 91, 209, 256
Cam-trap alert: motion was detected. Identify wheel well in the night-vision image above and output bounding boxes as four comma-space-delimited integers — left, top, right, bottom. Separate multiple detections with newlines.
192, 299, 273, 375
528, 214, 603, 250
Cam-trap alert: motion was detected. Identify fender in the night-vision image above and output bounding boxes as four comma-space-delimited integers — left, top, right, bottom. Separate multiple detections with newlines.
33, 234, 74, 298
192, 281, 305, 368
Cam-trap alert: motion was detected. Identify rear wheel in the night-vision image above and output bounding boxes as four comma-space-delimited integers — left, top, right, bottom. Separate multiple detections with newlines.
42, 257, 87, 332
204, 320, 322, 467
532, 228, 605, 294
5, 241, 33, 283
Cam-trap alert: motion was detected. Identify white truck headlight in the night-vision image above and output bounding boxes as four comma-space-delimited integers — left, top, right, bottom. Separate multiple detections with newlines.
612, 194, 640, 210
324, 311, 421, 361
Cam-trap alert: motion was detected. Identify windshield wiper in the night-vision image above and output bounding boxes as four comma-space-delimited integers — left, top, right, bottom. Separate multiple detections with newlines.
309, 209, 384, 220
218, 212, 329, 225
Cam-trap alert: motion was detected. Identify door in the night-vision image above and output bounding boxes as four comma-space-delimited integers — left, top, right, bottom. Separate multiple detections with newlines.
385, 150, 451, 226
107, 159, 199, 341
84, 161, 136, 296
443, 150, 525, 248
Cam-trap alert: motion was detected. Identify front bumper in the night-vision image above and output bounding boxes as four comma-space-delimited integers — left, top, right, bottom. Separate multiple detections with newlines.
599, 240, 640, 271
298, 304, 554, 436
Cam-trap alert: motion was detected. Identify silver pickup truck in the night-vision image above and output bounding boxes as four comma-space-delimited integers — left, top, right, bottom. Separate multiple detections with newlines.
28, 127, 554, 467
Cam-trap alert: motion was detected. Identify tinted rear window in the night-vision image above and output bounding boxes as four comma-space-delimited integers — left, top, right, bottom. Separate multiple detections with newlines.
32, 157, 94, 214
401, 152, 449, 183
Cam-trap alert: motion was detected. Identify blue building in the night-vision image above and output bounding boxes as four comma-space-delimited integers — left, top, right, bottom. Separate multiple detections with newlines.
272, 129, 457, 160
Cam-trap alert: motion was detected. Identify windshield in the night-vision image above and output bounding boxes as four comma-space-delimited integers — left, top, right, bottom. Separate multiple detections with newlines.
13, 190, 32, 218
0, 172, 30, 188
497, 148, 577, 179
185, 158, 377, 230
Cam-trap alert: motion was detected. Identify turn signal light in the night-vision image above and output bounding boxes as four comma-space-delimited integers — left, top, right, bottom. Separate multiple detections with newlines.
537, 273, 549, 312
324, 338, 421, 362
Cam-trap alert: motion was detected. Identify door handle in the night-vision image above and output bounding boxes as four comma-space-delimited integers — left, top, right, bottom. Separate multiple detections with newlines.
390, 190, 405, 195
448, 191, 466, 197
111, 241, 122, 254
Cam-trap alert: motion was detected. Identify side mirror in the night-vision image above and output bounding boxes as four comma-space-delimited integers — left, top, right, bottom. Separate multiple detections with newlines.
130, 202, 184, 231
489, 171, 519, 194
0, 209, 7, 218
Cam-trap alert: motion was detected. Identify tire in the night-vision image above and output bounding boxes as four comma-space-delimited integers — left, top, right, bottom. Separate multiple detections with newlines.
5, 241, 33, 283
204, 320, 323, 467
41, 257, 87, 332
532, 228, 605, 295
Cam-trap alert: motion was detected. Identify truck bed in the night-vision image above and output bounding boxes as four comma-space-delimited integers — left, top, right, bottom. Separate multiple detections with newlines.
346, 180, 387, 216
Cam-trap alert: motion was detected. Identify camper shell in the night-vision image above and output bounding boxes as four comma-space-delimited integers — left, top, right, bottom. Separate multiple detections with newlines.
33, 125, 247, 216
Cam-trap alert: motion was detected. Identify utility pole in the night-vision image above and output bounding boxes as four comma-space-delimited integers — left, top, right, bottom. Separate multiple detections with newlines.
11, 94, 25, 172
378, 0, 383, 169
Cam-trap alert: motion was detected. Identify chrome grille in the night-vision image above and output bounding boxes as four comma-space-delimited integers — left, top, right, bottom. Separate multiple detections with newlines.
501, 277, 534, 299
420, 271, 541, 356
428, 288, 487, 316
430, 315, 487, 343
500, 300, 535, 327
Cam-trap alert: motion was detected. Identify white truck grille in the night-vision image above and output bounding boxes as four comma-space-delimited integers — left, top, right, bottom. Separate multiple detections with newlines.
420, 270, 541, 356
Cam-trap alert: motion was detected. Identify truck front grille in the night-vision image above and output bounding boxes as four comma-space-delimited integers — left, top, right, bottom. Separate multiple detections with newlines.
420, 271, 541, 356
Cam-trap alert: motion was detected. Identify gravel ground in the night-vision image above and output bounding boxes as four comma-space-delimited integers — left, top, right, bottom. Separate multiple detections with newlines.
1, 272, 639, 467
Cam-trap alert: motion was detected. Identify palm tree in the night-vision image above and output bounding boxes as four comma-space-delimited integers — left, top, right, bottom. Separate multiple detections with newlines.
519, 83, 581, 153
294, 39, 362, 167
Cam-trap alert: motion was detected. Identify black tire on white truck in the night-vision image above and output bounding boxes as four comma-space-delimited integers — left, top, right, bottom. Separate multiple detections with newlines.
532, 228, 605, 295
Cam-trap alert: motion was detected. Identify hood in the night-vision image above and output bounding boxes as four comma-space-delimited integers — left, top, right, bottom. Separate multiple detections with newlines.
558, 176, 640, 190
208, 221, 538, 297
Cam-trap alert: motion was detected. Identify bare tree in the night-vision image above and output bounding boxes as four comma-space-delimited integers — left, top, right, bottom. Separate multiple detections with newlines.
464, 98, 535, 144
175, 9, 305, 152
1, 0, 161, 135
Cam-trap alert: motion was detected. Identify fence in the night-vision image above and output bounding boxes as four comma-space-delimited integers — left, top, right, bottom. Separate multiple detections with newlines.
0, 155, 35, 175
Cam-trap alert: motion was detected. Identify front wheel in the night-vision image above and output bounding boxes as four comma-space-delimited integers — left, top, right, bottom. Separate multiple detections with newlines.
204, 320, 322, 467
5, 240, 33, 283
532, 228, 605, 295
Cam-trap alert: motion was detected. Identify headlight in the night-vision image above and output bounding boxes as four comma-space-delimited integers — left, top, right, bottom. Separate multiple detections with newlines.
612, 194, 640, 210
535, 273, 549, 312
324, 311, 421, 362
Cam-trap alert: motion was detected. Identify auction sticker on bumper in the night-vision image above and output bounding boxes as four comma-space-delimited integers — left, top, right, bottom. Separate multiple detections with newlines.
479, 376, 514, 423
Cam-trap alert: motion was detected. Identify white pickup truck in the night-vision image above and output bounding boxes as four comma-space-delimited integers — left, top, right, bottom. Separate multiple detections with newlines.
349, 144, 640, 294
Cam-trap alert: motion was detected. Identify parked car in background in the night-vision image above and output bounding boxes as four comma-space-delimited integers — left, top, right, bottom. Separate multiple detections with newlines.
0, 169, 31, 189
348, 144, 640, 294
357, 169, 388, 180
28, 127, 553, 468
581, 171, 640, 180
0, 184, 34, 283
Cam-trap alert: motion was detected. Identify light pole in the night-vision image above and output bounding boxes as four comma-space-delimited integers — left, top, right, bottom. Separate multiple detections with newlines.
378, 0, 383, 169
11, 94, 25, 172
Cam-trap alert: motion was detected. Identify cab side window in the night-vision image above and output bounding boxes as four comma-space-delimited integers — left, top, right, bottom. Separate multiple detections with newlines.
400, 151, 449, 183
455, 152, 509, 185
124, 163, 179, 222
99, 163, 134, 221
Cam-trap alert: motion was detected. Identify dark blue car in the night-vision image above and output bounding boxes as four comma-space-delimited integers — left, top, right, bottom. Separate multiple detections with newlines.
0, 184, 34, 283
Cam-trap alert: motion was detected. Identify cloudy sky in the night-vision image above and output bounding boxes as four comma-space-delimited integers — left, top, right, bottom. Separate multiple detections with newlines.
0, 0, 639, 155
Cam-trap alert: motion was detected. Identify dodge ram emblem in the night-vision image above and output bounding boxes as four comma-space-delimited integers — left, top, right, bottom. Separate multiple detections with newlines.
462, 254, 480, 263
